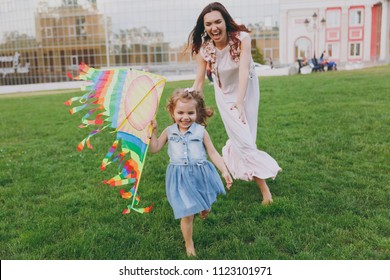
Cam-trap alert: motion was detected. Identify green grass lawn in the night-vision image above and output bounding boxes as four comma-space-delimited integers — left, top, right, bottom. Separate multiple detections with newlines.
0, 66, 389, 260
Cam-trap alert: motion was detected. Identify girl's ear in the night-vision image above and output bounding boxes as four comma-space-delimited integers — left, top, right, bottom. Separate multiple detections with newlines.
169, 112, 175, 122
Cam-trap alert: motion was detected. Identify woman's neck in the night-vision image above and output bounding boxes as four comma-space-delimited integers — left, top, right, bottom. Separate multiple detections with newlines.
214, 35, 229, 50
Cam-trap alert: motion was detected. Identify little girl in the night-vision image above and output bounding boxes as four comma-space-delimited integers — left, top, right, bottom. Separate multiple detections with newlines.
149, 88, 232, 257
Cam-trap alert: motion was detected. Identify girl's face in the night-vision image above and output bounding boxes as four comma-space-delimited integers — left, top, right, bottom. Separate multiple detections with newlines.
172, 99, 197, 132
204, 10, 227, 48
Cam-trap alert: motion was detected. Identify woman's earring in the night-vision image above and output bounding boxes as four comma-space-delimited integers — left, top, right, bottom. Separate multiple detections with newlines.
202, 30, 207, 39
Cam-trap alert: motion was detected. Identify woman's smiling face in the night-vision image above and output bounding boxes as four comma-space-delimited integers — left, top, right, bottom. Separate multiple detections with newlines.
204, 10, 228, 48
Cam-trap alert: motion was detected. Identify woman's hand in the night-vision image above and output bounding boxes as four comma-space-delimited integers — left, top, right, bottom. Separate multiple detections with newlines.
230, 102, 246, 124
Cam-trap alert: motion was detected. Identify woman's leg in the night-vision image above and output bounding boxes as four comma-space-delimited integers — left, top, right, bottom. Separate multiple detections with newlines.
254, 176, 273, 205
180, 215, 196, 256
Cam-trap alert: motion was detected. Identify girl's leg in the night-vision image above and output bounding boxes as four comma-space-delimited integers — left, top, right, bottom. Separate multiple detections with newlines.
254, 177, 273, 205
180, 215, 196, 256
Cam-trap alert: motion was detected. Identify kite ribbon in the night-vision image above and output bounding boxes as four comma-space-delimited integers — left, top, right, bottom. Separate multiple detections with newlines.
128, 124, 154, 213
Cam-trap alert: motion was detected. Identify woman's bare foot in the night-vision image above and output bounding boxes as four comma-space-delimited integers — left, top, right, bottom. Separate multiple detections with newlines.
261, 197, 273, 205
254, 177, 273, 205
261, 187, 273, 205
199, 209, 211, 220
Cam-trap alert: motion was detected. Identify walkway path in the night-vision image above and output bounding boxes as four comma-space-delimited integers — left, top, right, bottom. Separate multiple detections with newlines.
0, 74, 196, 95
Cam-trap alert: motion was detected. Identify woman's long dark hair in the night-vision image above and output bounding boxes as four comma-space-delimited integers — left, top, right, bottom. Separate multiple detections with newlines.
187, 2, 249, 55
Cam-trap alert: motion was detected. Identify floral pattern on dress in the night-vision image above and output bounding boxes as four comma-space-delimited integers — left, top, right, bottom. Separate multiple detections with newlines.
201, 31, 241, 88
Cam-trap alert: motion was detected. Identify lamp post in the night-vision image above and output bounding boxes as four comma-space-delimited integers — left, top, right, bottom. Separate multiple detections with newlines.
304, 12, 326, 58
104, 15, 110, 67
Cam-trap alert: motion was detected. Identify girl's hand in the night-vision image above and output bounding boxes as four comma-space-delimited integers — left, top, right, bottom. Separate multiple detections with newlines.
148, 119, 158, 139
150, 119, 158, 132
223, 171, 233, 190
230, 103, 246, 124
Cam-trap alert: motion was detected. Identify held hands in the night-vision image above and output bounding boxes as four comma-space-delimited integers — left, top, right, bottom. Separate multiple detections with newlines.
230, 102, 246, 124
222, 171, 233, 190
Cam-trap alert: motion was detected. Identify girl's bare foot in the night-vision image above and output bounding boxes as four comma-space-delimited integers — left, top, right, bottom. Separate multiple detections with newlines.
180, 216, 196, 257
186, 243, 196, 257
199, 209, 211, 220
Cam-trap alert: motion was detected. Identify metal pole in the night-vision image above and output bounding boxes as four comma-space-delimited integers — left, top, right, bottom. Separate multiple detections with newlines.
313, 19, 317, 57
104, 16, 110, 67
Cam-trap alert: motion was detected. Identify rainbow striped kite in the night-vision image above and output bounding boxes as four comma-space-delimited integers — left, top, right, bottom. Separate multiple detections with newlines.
65, 63, 166, 214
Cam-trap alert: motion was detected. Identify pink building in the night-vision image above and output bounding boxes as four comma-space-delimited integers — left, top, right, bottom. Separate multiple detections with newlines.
279, 0, 390, 67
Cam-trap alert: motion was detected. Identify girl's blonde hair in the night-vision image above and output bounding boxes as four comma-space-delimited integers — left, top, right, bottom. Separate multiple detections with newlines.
166, 88, 214, 126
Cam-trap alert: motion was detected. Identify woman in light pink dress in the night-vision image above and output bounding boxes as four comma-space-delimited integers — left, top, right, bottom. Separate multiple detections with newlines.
188, 2, 281, 205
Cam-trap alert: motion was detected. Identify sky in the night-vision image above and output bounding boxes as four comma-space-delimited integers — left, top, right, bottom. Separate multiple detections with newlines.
98, 0, 280, 46
0, 0, 280, 47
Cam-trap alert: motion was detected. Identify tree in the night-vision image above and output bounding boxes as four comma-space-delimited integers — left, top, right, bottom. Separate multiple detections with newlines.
252, 47, 265, 65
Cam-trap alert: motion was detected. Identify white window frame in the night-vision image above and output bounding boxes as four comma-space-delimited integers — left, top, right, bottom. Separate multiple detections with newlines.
326, 10, 341, 28
349, 42, 362, 58
70, 55, 78, 67
45, 27, 53, 38
349, 9, 364, 26
263, 48, 273, 61
295, 37, 311, 60
326, 42, 339, 59
68, 25, 76, 37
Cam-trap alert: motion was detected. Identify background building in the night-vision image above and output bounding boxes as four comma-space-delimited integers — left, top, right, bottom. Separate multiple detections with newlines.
0, 0, 280, 85
279, 0, 390, 66
1, 0, 389, 86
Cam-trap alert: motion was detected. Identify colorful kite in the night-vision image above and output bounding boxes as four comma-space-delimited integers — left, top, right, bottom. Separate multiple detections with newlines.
65, 63, 166, 214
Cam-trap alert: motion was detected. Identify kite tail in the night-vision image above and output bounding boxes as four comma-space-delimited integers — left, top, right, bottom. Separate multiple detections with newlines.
77, 124, 109, 151
64, 90, 96, 106
102, 158, 139, 186
103, 177, 136, 187
79, 112, 104, 127
67, 63, 95, 81
101, 140, 126, 171
128, 136, 152, 214
119, 188, 140, 202
102, 157, 153, 214
101, 140, 119, 170
123, 203, 154, 214
68, 101, 98, 115
80, 105, 105, 127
